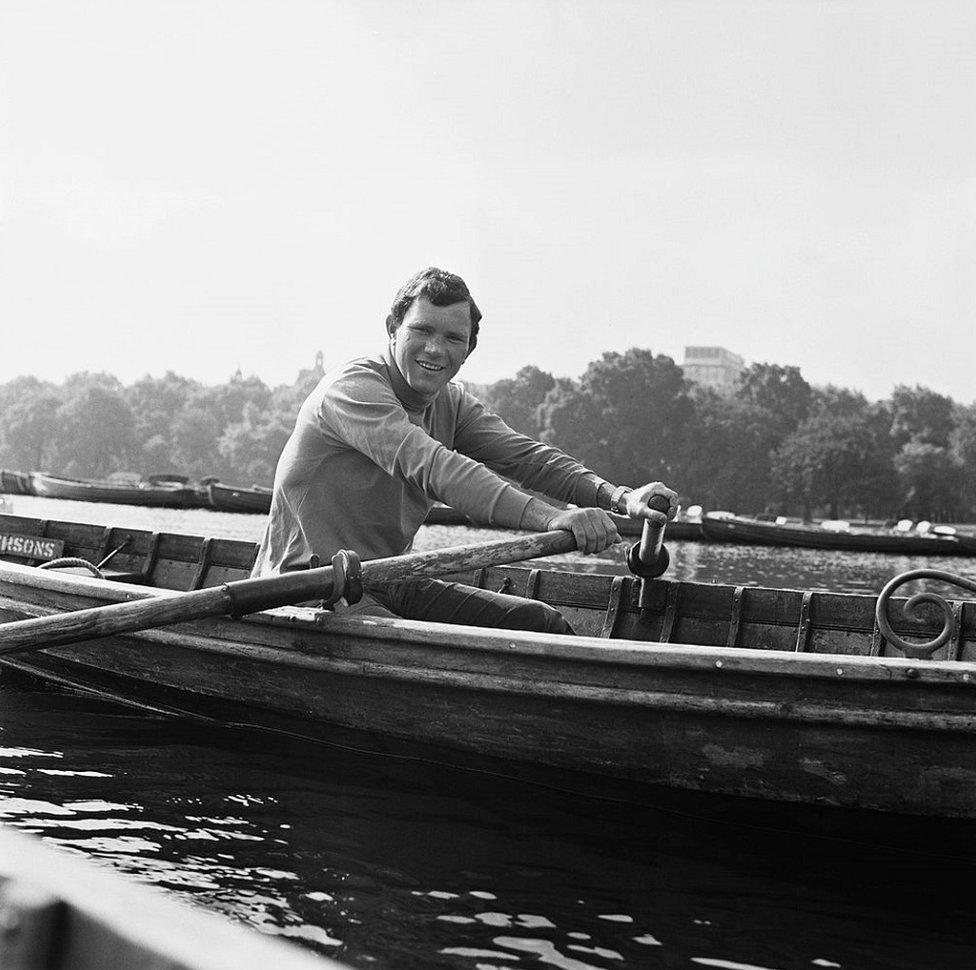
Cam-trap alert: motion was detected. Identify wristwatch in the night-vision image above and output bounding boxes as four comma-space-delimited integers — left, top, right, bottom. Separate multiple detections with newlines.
609, 485, 631, 516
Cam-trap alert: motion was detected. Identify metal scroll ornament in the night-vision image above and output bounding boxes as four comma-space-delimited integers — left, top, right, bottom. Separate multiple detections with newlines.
875, 569, 976, 659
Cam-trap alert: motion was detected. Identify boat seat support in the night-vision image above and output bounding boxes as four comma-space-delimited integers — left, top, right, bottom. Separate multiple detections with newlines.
599, 575, 626, 638
869, 620, 885, 657
794, 591, 814, 652
948, 601, 964, 661
189, 538, 215, 590
727, 586, 745, 647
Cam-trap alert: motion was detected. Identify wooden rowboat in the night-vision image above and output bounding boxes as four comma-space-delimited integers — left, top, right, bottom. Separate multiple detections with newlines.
1, 511, 975, 823
423, 503, 706, 539
30, 471, 201, 509
0, 468, 33, 495
201, 478, 274, 514
700, 512, 976, 556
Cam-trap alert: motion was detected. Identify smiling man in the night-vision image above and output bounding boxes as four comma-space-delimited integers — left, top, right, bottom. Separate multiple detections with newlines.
252, 267, 677, 633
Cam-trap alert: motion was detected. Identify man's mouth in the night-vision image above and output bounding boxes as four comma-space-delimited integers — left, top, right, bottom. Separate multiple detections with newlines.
415, 360, 444, 373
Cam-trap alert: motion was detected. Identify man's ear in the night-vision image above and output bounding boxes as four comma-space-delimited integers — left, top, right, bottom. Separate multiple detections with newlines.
385, 314, 397, 341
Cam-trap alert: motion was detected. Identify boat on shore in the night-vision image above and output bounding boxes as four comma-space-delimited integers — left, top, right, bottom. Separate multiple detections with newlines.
30, 471, 201, 509
1, 510, 974, 824
700, 512, 976, 556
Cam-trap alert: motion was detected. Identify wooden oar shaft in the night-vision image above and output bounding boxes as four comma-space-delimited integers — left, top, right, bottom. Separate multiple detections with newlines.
0, 529, 577, 656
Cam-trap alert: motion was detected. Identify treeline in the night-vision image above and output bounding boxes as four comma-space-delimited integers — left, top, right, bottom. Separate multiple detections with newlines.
1, 350, 973, 520
478, 352, 976, 522
0, 367, 324, 488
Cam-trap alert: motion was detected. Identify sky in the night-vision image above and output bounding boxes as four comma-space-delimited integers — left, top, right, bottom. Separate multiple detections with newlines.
1, 1, 974, 403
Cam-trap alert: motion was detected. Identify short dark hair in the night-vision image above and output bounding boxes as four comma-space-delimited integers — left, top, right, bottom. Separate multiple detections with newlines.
389, 267, 482, 351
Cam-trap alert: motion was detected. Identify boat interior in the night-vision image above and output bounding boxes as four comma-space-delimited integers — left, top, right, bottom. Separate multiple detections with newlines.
1, 513, 974, 662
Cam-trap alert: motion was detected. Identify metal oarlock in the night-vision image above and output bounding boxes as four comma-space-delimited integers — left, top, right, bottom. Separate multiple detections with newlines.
320, 550, 363, 608
626, 494, 671, 580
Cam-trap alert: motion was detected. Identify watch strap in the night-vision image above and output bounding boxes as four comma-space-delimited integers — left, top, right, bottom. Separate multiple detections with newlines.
610, 485, 631, 515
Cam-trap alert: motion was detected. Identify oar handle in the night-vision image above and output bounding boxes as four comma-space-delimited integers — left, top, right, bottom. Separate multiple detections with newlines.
626, 494, 671, 579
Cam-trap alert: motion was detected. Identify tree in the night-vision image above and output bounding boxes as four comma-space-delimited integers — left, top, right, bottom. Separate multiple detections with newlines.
734, 363, 812, 442
682, 388, 773, 512
889, 384, 954, 449
169, 405, 223, 480
894, 441, 963, 521
482, 365, 556, 437
125, 372, 203, 475
0, 378, 61, 470
218, 399, 296, 486
537, 377, 608, 471
538, 349, 692, 486
52, 382, 139, 477
197, 372, 272, 434
950, 403, 976, 471
771, 394, 896, 519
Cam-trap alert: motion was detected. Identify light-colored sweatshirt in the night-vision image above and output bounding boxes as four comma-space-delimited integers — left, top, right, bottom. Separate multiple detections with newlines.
252, 348, 610, 575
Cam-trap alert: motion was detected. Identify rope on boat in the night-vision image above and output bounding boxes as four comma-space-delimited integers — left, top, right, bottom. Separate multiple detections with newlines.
37, 557, 105, 579
875, 569, 976, 659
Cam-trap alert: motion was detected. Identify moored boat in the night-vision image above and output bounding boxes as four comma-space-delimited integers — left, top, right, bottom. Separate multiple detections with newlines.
202, 478, 274, 514
700, 512, 975, 556
30, 471, 201, 509
0, 468, 33, 495
424, 504, 706, 539
197, 483, 709, 541
1, 511, 974, 822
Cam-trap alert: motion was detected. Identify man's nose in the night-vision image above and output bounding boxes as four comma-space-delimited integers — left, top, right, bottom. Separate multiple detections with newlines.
424, 333, 446, 355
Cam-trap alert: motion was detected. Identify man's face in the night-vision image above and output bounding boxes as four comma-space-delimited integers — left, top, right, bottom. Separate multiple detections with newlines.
388, 296, 472, 396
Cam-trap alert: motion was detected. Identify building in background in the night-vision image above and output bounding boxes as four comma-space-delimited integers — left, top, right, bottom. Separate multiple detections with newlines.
681, 346, 745, 391
296, 350, 325, 387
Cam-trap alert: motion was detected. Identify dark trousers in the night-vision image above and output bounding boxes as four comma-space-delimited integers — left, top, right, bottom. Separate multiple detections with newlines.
369, 578, 575, 635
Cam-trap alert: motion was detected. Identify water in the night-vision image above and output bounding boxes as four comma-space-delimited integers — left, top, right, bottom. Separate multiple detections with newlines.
2, 495, 976, 969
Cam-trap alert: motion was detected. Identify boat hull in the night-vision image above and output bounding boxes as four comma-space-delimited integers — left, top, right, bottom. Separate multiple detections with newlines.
204, 480, 273, 514
0, 469, 33, 495
30, 472, 200, 509
701, 514, 971, 555
2, 561, 975, 820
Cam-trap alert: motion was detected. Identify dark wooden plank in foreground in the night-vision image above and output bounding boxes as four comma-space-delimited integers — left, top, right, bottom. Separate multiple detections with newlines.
0, 826, 347, 970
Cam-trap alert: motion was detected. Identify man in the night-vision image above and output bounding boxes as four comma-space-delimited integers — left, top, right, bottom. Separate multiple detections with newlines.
253, 267, 678, 633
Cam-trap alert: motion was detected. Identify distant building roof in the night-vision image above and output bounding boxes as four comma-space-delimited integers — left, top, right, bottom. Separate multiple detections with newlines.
681, 346, 745, 390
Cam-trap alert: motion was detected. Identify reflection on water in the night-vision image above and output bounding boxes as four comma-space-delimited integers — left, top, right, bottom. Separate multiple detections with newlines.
3, 496, 976, 968
2, 685, 974, 970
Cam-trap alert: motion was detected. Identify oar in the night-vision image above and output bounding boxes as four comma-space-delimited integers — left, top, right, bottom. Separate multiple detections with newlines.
0, 530, 578, 657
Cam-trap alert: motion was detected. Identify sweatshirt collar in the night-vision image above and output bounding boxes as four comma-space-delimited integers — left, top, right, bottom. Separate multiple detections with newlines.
381, 345, 437, 413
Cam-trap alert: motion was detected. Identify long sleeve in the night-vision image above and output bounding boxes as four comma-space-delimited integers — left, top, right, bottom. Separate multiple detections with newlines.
318, 367, 532, 527
452, 392, 610, 508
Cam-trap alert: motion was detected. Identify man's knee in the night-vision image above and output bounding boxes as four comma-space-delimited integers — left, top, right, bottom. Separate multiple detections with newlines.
504, 600, 575, 636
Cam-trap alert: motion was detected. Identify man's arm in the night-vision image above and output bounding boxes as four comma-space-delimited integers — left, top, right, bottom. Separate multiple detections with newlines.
452, 398, 609, 508
453, 394, 679, 541
517, 481, 679, 553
